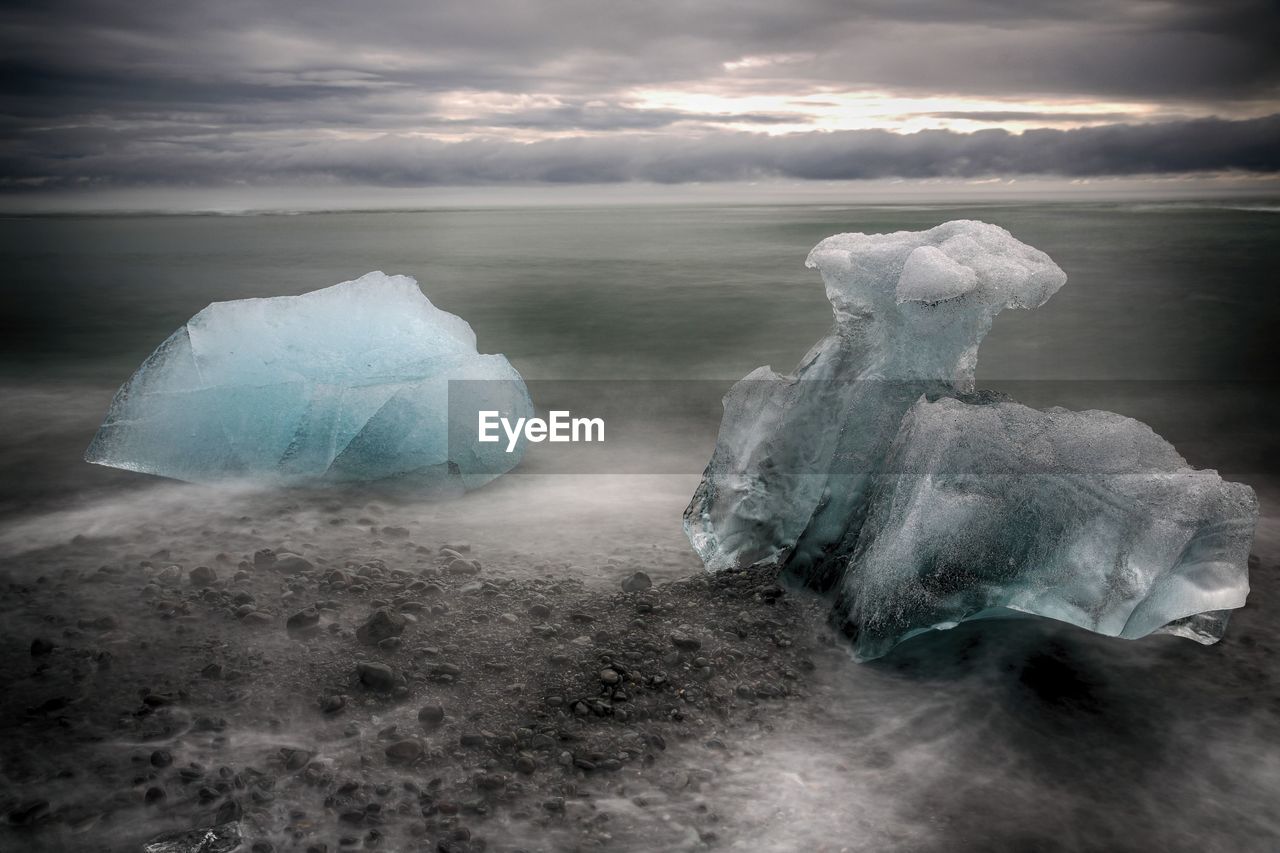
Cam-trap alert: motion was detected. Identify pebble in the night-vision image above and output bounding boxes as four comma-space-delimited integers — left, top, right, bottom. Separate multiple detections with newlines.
385, 740, 423, 764
356, 661, 397, 692
274, 554, 314, 574
445, 558, 482, 576
281, 748, 312, 770
286, 608, 321, 632
474, 772, 507, 791
189, 565, 218, 586
417, 704, 445, 729
356, 607, 406, 645
429, 662, 462, 681
670, 630, 702, 651
621, 571, 652, 593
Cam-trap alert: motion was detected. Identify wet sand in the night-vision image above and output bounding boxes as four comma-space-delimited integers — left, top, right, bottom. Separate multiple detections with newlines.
0, 480, 841, 852
1, 476, 1277, 852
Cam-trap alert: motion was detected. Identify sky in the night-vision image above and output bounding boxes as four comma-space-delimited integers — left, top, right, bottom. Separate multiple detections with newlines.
2, 0, 1279, 207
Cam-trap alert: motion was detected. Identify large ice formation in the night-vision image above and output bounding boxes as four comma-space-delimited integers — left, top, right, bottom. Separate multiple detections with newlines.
686, 221, 1067, 573
685, 220, 1257, 659
86, 272, 531, 489
839, 395, 1256, 660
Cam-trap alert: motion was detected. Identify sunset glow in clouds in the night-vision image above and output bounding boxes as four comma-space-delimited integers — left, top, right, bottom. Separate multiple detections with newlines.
1, 0, 1277, 198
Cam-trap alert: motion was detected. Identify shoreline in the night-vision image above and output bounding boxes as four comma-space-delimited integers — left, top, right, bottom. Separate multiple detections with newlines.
0, 531, 834, 852
1, 479, 1277, 851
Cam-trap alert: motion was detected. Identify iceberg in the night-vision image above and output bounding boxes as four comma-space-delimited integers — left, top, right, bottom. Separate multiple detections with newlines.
685, 220, 1257, 658
86, 272, 531, 489
837, 395, 1256, 660
686, 221, 1067, 575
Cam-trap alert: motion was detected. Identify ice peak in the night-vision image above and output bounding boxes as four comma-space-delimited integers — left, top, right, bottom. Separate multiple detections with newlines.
807, 219, 1065, 317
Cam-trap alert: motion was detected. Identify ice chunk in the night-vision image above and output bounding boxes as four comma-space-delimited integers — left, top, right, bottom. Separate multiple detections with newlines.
685, 221, 1067, 573
895, 245, 978, 304
86, 272, 531, 489
837, 396, 1257, 660
685, 220, 1257, 658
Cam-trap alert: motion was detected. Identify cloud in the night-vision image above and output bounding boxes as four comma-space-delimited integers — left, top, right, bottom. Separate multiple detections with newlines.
1, 0, 1277, 192
927, 111, 1138, 123
4, 1, 1273, 100
4, 115, 1277, 189
439, 102, 803, 132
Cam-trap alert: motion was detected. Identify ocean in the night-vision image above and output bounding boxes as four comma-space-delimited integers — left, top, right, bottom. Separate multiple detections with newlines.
2, 201, 1278, 506
1, 201, 1277, 851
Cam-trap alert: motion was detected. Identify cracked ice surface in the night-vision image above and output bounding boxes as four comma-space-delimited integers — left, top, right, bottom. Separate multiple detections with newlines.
685, 220, 1257, 658
86, 272, 531, 490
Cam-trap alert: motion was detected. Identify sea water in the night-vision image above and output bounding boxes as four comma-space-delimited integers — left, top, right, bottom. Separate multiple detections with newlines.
1, 201, 1278, 851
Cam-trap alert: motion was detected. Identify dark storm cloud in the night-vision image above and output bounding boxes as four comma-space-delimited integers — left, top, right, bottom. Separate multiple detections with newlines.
6, 1, 1277, 101
1, 0, 1278, 190
5, 115, 1277, 189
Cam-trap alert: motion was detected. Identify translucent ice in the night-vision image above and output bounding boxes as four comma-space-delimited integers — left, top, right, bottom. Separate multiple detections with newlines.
685, 220, 1257, 658
86, 272, 531, 489
838, 395, 1257, 659
686, 221, 1067, 573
